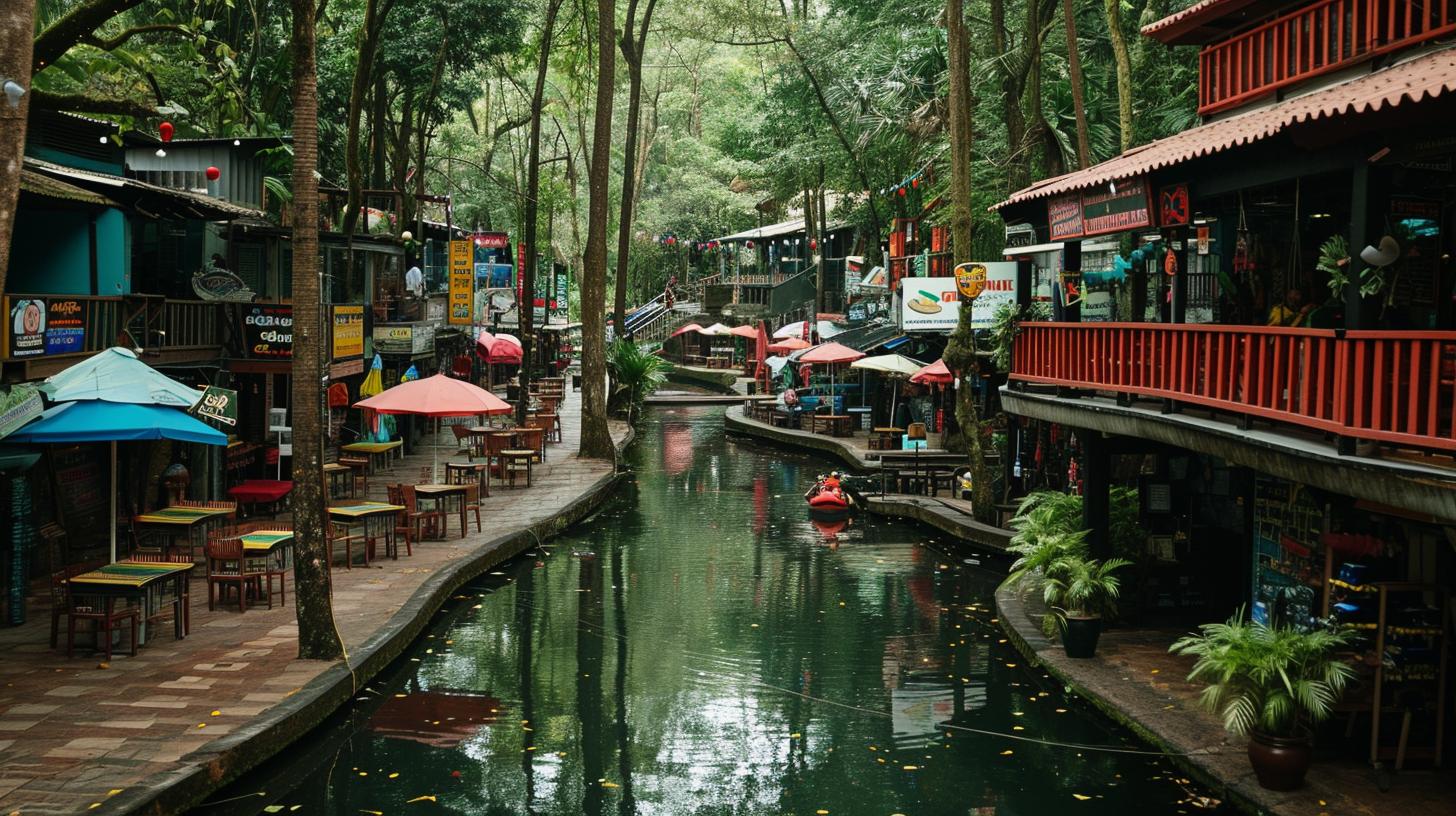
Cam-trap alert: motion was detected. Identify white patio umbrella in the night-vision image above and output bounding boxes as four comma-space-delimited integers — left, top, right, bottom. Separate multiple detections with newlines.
850, 353, 924, 428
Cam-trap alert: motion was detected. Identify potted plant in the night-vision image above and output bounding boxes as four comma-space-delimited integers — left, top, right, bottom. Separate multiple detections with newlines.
1041, 552, 1130, 658
1169, 611, 1355, 791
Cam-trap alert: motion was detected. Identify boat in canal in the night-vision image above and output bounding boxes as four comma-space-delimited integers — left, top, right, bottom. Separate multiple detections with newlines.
804, 476, 853, 519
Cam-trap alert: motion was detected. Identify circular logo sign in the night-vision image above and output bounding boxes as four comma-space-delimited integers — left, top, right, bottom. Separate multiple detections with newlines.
955, 263, 987, 301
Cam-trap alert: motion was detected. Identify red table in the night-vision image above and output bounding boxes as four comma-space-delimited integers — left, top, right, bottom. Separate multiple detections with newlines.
227, 480, 293, 517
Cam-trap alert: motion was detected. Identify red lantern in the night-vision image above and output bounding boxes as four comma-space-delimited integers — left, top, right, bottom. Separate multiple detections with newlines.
205, 166, 221, 181
666, 236, 676, 246
159, 121, 174, 142
746, 240, 755, 249
897, 187, 907, 197
810, 239, 818, 250
911, 177, 919, 189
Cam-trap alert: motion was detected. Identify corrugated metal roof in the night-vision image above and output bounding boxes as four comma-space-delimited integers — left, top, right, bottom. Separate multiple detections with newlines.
25, 157, 266, 219
993, 49, 1456, 211
19, 169, 119, 208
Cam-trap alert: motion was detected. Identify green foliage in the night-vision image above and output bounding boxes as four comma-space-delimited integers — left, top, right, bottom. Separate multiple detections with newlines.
988, 300, 1051, 371
1040, 552, 1131, 636
607, 339, 669, 421
1317, 234, 1350, 299
1170, 611, 1357, 738
1006, 487, 1149, 573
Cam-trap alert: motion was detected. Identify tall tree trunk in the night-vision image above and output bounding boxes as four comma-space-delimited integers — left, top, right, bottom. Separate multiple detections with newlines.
0, 0, 33, 289
370, 71, 388, 187
521, 0, 562, 424
1105, 0, 1134, 152
1024, 0, 1048, 178
1063, 0, 1091, 168
611, 0, 658, 337
290, 0, 344, 661
0, 0, 35, 287
340, 0, 393, 238
944, 0, 992, 523
579, 0, 617, 460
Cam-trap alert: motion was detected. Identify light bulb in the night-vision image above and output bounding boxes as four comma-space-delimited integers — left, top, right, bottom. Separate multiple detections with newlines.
155, 148, 167, 158
2, 80, 25, 110
233, 139, 241, 146
99, 136, 109, 144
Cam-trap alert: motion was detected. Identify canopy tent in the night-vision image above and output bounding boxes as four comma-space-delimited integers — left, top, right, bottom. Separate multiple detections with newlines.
910, 358, 954, 385
9, 401, 227, 562
355, 374, 513, 481
800, 343, 865, 408
851, 354, 924, 429
477, 332, 523, 365
773, 319, 844, 341
700, 322, 731, 336
767, 337, 811, 354
40, 347, 201, 408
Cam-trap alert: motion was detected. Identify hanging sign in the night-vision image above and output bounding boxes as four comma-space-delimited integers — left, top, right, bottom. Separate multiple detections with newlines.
243, 304, 293, 358
475, 231, 509, 250
192, 385, 238, 427
1197, 226, 1211, 255
45, 299, 85, 355
449, 239, 474, 325
331, 304, 365, 359
554, 265, 569, 317
1159, 183, 1191, 227
954, 262, 988, 301
1047, 177, 1153, 240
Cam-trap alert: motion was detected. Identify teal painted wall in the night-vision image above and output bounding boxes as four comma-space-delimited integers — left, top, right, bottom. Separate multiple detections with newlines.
7, 206, 130, 295
24, 145, 124, 175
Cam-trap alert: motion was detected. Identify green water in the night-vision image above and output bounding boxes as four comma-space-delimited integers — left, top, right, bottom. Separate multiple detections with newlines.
206, 406, 1223, 815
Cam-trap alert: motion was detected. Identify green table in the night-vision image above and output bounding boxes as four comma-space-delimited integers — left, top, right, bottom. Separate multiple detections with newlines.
68, 561, 194, 643
328, 502, 405, 562
342, 440, 404, 474
133, 506, 235, 561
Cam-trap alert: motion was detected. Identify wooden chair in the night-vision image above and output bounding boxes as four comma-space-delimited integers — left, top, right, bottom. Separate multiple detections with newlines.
450, 424, 473, 457
397, 485, 442, 546
49, 563, 94, 649
327, 521, 366, 570
483, 433, 513, 486
534, 413, 561, 443
128, 549, 194, 632
177, 499, 239, 519
57, 571, 139, 660
466, 428, 489, 461
517, 427, 546, 463
205, 537, 266, 612
463, 482, 483, 533
339, 456, 369, 496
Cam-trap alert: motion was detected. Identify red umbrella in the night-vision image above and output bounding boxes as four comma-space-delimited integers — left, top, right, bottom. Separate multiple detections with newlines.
474, 329, 496, 357
356, 374, 512, 480
484, 334, 523, 365
910, 358, 954, 385
754, 321, 770, 386
767, 337, 811, 353
727, 325, 758, 339
670, 322, 704, 338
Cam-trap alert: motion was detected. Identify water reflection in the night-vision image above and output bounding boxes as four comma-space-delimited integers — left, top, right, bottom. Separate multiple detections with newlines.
205, 406, 1226, 815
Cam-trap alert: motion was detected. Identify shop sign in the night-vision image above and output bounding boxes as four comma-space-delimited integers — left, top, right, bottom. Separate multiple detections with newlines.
1004, 223, 1037, 249
5, 297, 46, 358
475, 231, 509, 249
330, 358, 365, 378
0, 385, 42, 439
554, 265, 569, 317
954, 262, 988, 301
192, 385, 238, 427
243, 304, 293, 358
899, 276, 960, 332
449, 241, 473, 325
1159, 183, 1191, 227
331, 305, 364, 360
1196, 226, 1211, 255
45, 299, 85, 355
1047, 177, 1153, 240
373, 323, 435, 355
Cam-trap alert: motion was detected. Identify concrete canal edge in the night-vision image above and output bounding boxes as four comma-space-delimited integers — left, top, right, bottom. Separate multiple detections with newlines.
723, 405, 872, 469
994, 583, 1300, 816
863, 496, 1011, 555
114, 430, 636, 816
663, 363, 739, 393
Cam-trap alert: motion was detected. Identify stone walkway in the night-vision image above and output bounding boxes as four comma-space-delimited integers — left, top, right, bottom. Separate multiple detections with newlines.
0, 389, 627, 815
996, 583, 1454, 816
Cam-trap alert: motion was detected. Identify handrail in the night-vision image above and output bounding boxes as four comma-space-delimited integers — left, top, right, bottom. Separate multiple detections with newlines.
0, 294, 224, 362
1010, 322, 1456, 452
1199, 0, 1456, 114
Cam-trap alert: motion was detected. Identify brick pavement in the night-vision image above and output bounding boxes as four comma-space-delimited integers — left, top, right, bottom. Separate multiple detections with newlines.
0, 389, 626, 815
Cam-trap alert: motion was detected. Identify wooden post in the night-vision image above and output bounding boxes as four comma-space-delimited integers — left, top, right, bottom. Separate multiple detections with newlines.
1346, 163, 1370, 330
1080, 428, 1111, 560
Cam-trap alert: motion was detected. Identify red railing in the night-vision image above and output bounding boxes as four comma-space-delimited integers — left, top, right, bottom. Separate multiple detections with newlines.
1198, 0, 1456, 114
1011, 322, 1456, 452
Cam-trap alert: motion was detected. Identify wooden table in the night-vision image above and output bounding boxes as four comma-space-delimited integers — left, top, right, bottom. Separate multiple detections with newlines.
414, 484, 468, 539
500, 449, 534, 488
323, 463, 355, 498
133, 506, 236, 561
870, 427, 905, 451
341, 440, 404, 473
813, 414, 853, 437
327, 502, 405, 562
444, 461, 490, 496
68, 561, 194, 643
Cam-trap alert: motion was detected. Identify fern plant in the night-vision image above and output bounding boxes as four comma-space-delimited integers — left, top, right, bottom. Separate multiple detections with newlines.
1040, 553, 1131, 637
1169, 610, 1356, 738
607, 340, 669, 423
988, 301, 1052, 371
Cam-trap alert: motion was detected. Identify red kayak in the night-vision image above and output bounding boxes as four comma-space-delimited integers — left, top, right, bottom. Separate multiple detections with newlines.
805, 483, 851, 518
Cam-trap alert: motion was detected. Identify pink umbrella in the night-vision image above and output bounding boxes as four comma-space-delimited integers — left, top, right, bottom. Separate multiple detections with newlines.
800, 343, 864, 410
356, 374, 512, 480
727, 325, 758, 339
484, 334, 523, 365
670, 323, 704, 338
910, 358, 954, 386
767, 337, 811, 353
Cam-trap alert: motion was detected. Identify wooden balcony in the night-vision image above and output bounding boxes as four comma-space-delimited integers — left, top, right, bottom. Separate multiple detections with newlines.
1198, 0, 1456, 114
1010, 322, 1456, 454
1, 295, 225, 376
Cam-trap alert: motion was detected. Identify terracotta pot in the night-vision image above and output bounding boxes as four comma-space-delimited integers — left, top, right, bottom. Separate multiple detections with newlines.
1247, 730, 1312, 791
1061, 615, 1102, 658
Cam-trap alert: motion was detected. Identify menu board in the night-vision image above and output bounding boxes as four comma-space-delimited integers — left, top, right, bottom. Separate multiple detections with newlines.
49, 444, 108, 548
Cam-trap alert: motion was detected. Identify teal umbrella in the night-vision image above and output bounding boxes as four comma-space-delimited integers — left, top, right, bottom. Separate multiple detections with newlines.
40, 347, 200, 408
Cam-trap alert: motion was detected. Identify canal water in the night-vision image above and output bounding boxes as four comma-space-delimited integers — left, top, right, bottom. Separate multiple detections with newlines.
203, 406, 1224, 815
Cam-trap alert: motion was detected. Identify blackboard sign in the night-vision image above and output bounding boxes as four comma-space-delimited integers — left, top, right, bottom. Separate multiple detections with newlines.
243, 304, 293, 358
48, 444, 108, 550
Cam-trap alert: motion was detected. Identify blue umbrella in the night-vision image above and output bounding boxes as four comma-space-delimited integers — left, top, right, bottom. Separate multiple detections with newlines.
10, 401, 227, 561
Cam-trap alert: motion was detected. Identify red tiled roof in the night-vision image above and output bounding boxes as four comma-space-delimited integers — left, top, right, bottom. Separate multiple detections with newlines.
1141, 0, 1254, 41
993, 49, 1456, 211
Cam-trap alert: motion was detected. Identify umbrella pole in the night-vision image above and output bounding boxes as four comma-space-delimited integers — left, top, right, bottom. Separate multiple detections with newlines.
109, 441, 117, 563
433, 417, 440, 483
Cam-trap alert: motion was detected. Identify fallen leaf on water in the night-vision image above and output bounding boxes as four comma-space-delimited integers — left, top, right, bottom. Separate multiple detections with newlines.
360, 811, 383, 815
817, 810, 829, 814
902, 765, 918, 771
1055, 708, 1068, 714
358, 771, 368, 777
388, 773, 400, 779
108, 790, 123, 796
601, 782, 620, 788
1000, 750, 1014, 756
264, 807, 285, 814
1012, 726, 1025, 731
1150, 669, 1160, 675
1072, 794, 1092, 801
406, 795, 437, 803
790, 733, 802, 739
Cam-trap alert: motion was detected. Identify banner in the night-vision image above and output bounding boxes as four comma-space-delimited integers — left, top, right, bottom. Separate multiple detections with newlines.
900, 262, 1018, 332
6, 298, 46, 358
45, 299, 85, 355
331, 304, 364, 359
4, 297, 91, 359
554, 264, 569, 317
449, 240, 474, 325
1047, 177, 1153, 241
243, 304, 293, 358
475, 231, 509, 249
0, 385, 42, 439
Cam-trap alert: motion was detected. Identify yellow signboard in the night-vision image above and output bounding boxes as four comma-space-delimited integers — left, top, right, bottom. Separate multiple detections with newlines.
954, 262, 987, 302
449, 240, 473, 325
331, 305, 364, 359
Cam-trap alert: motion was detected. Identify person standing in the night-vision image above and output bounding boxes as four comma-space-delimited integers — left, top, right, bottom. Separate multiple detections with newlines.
1267, 288, 1314, 327
405, 259, 425, 298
